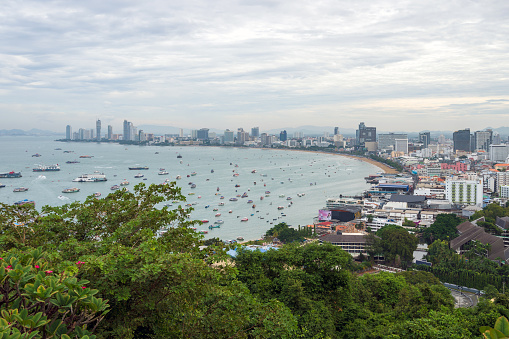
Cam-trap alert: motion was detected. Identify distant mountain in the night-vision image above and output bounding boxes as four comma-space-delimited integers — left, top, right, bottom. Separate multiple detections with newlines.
0, 129, 62, 136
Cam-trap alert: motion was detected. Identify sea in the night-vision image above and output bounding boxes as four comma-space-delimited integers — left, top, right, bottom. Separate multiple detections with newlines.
0, 136, 381, 241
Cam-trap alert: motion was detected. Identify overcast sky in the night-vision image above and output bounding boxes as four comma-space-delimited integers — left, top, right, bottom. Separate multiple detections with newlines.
1, 0, 508, 133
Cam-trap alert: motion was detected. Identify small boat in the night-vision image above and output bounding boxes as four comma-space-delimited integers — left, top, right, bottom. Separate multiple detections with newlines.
277, 206, 284, 210
190, 172, 197, 176
237, 236, 244, 241
241, 192, 248, 198
201, 219, 209, 223
79, 155, 93, 158
260, 196, 264, 200
158, 171, 169, 175
208, 224, 220, 229
188, 192, 195, 195
199, 230, 208, 234
235, 184, 240, 187
229, 210, 233, 213
0, 183, 5, 188
251, 170, 256, 173
247, 200, 253, 203
62, 187, 80, 193
176, 175, 181, 180
229, 198, 238, 201
286, 197, 292, 200
65, 160, 80, 164
233, 173, 239, 177
14, 199, 35, 206
205, 205, 210, 208
215, 213, 221, 217
241, 217, 248, 222
120, 180, 129, 186
177, 154, 182, 158
13, 187, 28, 192
134, 173, 144, 178
279, 194, 285, 198
111, 185, 120, 190
191, 184, 196, 188
217, 187, 220, 191
94, 192, 101, 197
220, 196, 225, 199
215, 220, 224, 224
129, 166, 149, 170
211, 169, 214, 173
218, 202, 225, 206
265, 191, 271, 194
213, 208, 218, 211
252, 204, 256, 208
32, 153, 41, 157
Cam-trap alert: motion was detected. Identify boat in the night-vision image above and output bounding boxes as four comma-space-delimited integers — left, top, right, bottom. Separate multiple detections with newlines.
158, 171, 169, 175
62, 187, 80, 193
177, 154, 182, 158
241, 217, 248, 222
297, 193, 305, 197
94, 192, 101, 197
215, 213, 221, 217
235, 184, 240, 187
176, 175, 181, 180
0, 171, 22, 178
0, 183, 5, 188
129, 166, 149, 170
279, 194, 285, 198
14, 199, 35, 206
220, 196, 225, 199
33, 164, 60, 172
65, 160, 80, 164
199, 230, 208, 234
32, 153, 41, 157
218, 202, 224, 206
111, 185, 120, 190
190, 172, 197, 176
211, 169, 214, 173
134, 173, 144, 178
252, 204, 256, 208
237, 236, 244, 241
188, 192, 195, 195
286, 197, 292, 200
251, 170, 256, 173
247, 200, 253, 203
72, 173, 107, 182
260, 196, 264, 200
265, 191, 271, 194
191, 184, 196, 188
277, 206, 284, 210
201, 219, 209, 223
229, 198, 238, 201
208, 225, 220, 229
233, 173, 239, 177
214, 220, 224, 224
120, 180, 129, 186
241, 192, 248, 198
229, 210, 233, 213
13, 187, 28, 192
79, 155, 93, 158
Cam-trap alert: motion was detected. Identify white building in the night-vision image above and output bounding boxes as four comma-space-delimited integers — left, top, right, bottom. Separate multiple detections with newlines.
500, 185, 509, 198
497, 172, 509, 192
445, 178, 483, 206
395, 139, 409, 154
490, 144, 509, 162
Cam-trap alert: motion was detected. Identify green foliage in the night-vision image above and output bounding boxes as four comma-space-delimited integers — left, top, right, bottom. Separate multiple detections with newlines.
376, 225, 418, 267
471, 203, 509, 224
0, 249, 108, 338
421, 213, 463, 245
480, 316, 509, 338
265, 223, 311, 243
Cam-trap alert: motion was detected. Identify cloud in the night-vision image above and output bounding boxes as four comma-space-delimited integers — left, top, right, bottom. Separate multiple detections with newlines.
0, 0, 508, 132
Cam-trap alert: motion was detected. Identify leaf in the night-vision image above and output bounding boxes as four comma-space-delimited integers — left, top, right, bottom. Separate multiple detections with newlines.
495, 317, 509, 336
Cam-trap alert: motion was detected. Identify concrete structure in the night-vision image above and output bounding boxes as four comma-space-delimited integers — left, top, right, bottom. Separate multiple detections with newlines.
445, 178, 483, 206
65, 125, 72, 140
251, 127, 259, 138
378, 133, 407, 151
395, 139, 409, 154
320, 233, 372, 257
497, 172, 509, 192
356, 122, 376, 147
450, 221, 509, 261
474, 130, 493, 151
95, 119, 101, 141
280, 130, 287, 142
223, 129, 234, 144
419, 132, 431, 148
107, 125, 112, 140
500, 185, 509, 198
453, 129, 471, 152
490, 144, 509, 162
197, 128, 209, 140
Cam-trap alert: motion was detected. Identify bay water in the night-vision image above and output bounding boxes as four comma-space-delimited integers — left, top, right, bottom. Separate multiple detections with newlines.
0, 136, 379, 241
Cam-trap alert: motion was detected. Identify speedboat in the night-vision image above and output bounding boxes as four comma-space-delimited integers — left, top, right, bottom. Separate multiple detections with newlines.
241, 217, 248, 222
13, 187, 28, 192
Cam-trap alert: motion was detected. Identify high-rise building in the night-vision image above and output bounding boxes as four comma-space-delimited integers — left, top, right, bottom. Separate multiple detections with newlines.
107, 125, 113, 140
123, 120, 130, 141
66, 125, 72, 140
179, 129, 184, 138
96, 119, 101, 141
293, 131, 303, 139
419, 132, 431, 148
356, 122, 376, 147
224, 129, 234, 143
394, 139, 409, 154
191, 130, 198, 139
280, 130, 287, 142
197, 128, 209, 140
453, 129, 471, 152
474, 130, 493, 151
334, 127, 339, 135
490, 144, 509, 162
138, 130, 146, 142
438, 135, 446, 145
130, 124, 136, 141
378, 133, 407, 151
237, 128, 249, 145
90, 129, 94, 140
251, 127, 259, 138
445, 178, 483, 206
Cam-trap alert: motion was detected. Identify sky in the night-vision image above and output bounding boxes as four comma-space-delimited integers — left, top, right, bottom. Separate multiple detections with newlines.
1, 0, 508, 133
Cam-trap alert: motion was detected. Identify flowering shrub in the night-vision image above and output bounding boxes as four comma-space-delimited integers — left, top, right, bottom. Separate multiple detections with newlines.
0, 248, 109, 338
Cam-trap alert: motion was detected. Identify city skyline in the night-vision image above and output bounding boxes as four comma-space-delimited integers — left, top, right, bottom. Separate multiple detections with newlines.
1, 0, 508, 131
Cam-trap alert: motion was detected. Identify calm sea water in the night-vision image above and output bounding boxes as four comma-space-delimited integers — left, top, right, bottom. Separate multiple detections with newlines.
0, 136, 380, 241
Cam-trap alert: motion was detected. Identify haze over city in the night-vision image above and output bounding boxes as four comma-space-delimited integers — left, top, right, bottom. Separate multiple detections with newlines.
1, 0, 508, 132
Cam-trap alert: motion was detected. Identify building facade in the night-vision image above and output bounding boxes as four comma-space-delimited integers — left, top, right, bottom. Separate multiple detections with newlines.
445, 178, 483, 206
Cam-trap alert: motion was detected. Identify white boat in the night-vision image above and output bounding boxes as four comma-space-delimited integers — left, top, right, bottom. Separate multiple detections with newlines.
158, 171, 169, 175
62, 187, 80, 193
73, 173, 107, 182
134, 173, 144, 178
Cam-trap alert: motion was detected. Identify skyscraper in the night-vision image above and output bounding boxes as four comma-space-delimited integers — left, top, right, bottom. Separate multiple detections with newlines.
356, 122, 376, 147
224, 129, 234, 143
334, 127, 339, 135
96, 119, 101, 141
66, 125, 72, 140
197, 128, 209, 140
474, 130, 493, 151
251, 127, 260, 138
107, 125, 113, 140
123, 120, 130, 141
453, 129, 471, 152
419, 132, 431, 148
280, 130, 287, 142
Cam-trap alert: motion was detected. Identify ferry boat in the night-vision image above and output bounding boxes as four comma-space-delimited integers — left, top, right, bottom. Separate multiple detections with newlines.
111, 185, 120, 190
72, 173, 107, 182
13, 187, 28, 192
134, 173, 144, 178
33, 164, 60, 172
62, 187, 80, 193
14, 199, 35, 206
0, 171, 22, 178
129, 166, 149, 170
